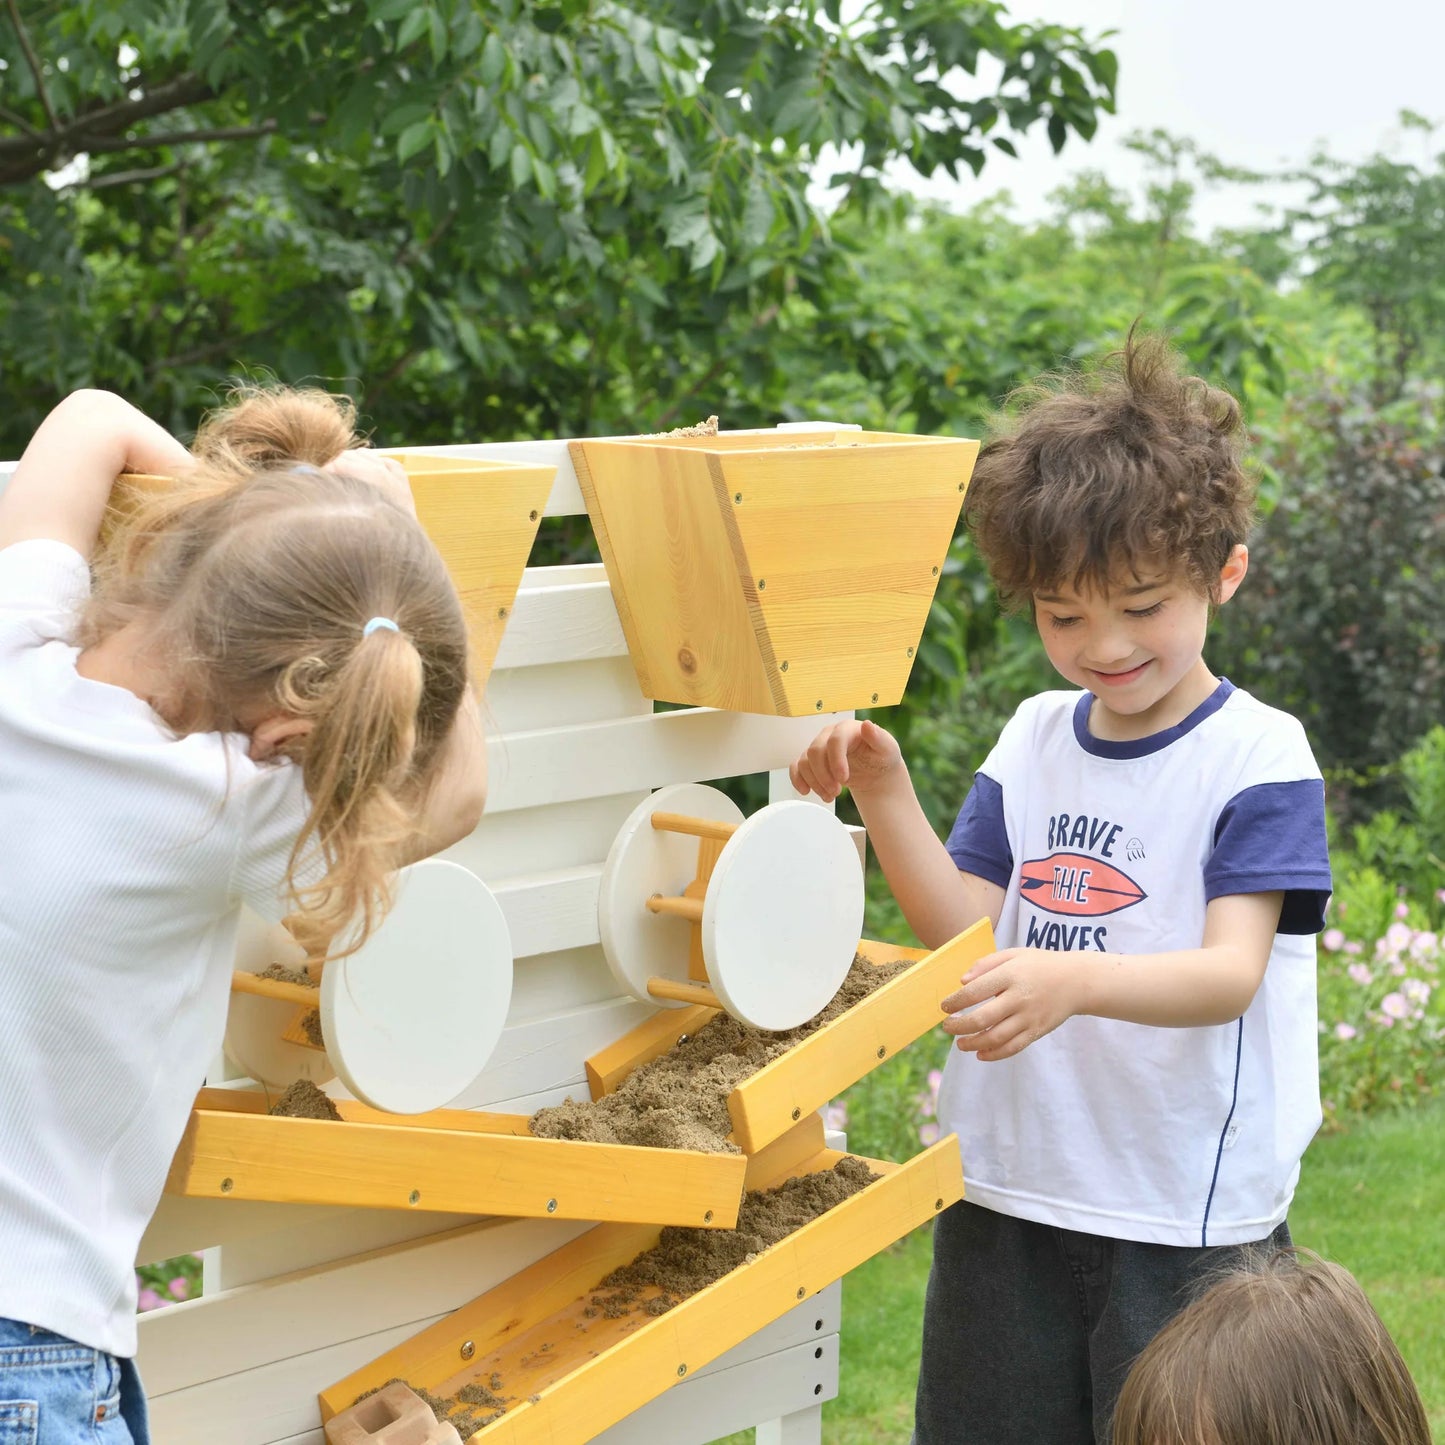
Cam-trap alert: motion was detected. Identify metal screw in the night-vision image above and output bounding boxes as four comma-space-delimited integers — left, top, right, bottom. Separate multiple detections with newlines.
907, 646, 914, 658
814, 1384, 823, 1396
547, 1198, 558, 1213
815, 700, 823, 710
461, 1341, 476, 1361
877, 1045, 887, 1059
704, 1210, 714, 1223
677, 1364, 688, 1377
528, 509, 539, 521
815, 1347, 823, 1359
733, 492, 742, 503
780, 660, 789, 672
931, 566, 939, 576
757, 578, 766, 590
957, 481, 965, 491
791, 1107, 802, 1121
871, 693, 879, 703
497, 606, 508, 619
796, 1286, 806, 1299
935, 1198, 944, 1210
220, 1177, 234, 1194
676, 1034, 690, 1045
408, 1189, 421, 1205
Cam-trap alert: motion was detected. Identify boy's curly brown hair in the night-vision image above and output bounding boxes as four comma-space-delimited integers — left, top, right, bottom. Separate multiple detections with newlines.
964, 329, 1256, 607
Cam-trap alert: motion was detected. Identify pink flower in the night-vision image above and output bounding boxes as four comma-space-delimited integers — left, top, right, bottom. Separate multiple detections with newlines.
168, 1276, 191, 1301
1322, 928, 1346, 952
137, 1288, 163, 1312
1409, 931, 1437, 958
1390, 960, 1407, 977
918, 1121, 940, 1146
1436, 889, 1445, 905
1380, 922, 1413, 956
1402, 978, 1431, 1005
1347, 962, 1373, 986
1343, 941, 1364, 955
822, 1101, 848, 1132
1334, 1022, 1357, 1041
1380, 992, 1409, 1020
1395, 901, 1411, 921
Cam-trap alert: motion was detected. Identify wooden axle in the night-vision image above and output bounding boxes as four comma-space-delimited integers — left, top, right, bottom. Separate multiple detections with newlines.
645, 977, 722, 1008
643, 809, 735, 1004
645, 893, 704, 922
649, 811, 739, 842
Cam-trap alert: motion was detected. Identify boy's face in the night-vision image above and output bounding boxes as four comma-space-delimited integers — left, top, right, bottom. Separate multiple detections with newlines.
1032, 547, 1248, 740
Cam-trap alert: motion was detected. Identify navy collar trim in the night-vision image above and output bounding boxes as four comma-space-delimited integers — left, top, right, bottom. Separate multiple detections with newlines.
1072, 678, 1235, 759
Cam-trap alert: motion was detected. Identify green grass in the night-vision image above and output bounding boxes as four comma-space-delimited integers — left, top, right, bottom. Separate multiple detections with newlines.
712, 1101, 1445, 1443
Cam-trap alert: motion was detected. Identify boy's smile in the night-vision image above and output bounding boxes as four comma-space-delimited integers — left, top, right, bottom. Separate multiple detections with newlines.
1033, 547, 1248, 743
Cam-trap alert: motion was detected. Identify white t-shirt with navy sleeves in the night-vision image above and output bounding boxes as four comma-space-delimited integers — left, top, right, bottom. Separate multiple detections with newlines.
0, 539, 312, 1356
938, 681, 1330, 1248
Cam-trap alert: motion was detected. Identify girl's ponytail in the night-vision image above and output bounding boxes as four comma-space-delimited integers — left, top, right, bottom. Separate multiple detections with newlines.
284, 623, 428, 960
192, 385, 359, 480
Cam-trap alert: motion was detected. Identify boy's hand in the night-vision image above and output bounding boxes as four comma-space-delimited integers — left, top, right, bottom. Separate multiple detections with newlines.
941, 947, 1086, 1061
789, 719, 903, 803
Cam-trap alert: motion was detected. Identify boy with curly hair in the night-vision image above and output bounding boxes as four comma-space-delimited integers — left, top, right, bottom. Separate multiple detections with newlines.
790, 332, 1332, 1443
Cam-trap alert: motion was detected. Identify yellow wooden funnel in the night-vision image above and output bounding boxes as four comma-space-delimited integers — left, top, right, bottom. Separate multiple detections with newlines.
569, 429, 978, 715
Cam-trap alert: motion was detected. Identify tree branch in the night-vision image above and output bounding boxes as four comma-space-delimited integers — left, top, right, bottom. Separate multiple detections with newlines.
84, 122, 278, 153
69, 160, 186, 191
4, 0, 61, 132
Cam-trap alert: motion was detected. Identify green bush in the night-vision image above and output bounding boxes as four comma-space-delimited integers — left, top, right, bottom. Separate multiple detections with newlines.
1214, 383, 1445, 793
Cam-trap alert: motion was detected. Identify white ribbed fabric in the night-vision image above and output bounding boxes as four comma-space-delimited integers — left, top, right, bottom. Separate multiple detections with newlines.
0, 539, 311, 1356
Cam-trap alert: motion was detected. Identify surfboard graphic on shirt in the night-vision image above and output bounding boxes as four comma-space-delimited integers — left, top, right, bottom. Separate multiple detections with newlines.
1018, 851, 1146, 918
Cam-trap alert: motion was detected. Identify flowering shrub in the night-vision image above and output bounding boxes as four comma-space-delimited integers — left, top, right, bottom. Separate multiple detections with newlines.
136, 1255, 201, 1312
1317, 896, 1445, 1125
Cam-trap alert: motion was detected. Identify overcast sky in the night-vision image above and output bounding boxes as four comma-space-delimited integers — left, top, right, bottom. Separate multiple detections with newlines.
881, 0, 1445, 235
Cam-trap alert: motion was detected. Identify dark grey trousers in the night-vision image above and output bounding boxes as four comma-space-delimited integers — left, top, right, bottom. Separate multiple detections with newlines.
912, 1200, 1291, 1444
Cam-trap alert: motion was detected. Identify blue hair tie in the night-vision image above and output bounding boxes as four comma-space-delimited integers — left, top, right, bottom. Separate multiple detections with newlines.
362, 616, 400, 637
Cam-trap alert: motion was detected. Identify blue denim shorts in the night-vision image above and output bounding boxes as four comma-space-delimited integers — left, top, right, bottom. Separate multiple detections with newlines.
0, 1320, 149, 1445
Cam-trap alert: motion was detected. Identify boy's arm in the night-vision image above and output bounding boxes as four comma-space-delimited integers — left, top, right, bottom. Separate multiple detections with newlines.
0, 390, 193, 558
943, 891, 1283, 1061
791, 718, 1004, 949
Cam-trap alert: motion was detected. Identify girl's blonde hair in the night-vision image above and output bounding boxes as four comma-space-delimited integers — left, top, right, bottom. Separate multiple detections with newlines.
1112, 1249, 1430, 1445
81, 386, 469, 960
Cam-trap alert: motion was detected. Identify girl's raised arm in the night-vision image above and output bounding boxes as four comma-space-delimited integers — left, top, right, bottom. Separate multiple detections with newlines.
0, 390, 193, 558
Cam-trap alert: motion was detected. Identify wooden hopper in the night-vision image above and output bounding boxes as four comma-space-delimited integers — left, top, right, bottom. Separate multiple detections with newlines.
569, 429, 978, 715
105, 452, 554, 691
319, 1114, 964, 1443
586, 920, 994, 1155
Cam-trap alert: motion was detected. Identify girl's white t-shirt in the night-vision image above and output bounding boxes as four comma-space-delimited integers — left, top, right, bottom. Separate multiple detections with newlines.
0, 539, 311, 1356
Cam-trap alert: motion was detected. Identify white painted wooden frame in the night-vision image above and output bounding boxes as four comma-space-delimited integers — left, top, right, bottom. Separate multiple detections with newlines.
83, 428, 861, 1444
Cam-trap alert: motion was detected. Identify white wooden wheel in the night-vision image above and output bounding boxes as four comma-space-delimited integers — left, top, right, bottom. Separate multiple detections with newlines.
322, 859, 514, 1114
703, 801, 863, 1031
223, 908, 336, 1092
598, 783, 745, 1009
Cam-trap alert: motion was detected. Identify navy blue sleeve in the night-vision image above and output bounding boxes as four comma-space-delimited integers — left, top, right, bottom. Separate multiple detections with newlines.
1205, 779, 1332, 934
945, 773, 1013, 889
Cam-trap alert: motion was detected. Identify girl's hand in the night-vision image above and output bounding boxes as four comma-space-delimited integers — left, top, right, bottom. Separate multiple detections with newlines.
941, 947, 1087, 1061
789, 718, 903, 803
325, 449, 416, 517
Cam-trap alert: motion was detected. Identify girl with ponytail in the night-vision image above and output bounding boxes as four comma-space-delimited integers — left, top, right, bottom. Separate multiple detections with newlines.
0, 387, 483, 1442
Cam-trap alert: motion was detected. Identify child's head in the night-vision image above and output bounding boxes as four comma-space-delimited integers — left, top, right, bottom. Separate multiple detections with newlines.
1112, 1250, 1431, 1445
965, 329, 1255, 609
81, 386, 470, 959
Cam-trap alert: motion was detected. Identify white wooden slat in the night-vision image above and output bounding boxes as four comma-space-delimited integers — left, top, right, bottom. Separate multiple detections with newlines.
447, 995, 651, 1110
492, 865, 601, 960
492, 578, 627, 671
507, 945, 620, 1021
487, 709, 851, 816
441, 791, 646, 879
483, 656, 647, 734
593, 1336, 839, 1445
139, 1215, 591, 1397
518, 562, 608, 589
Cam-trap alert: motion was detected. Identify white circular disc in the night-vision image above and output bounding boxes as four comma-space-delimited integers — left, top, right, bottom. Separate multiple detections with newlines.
598, 784, 745, 1008
224, 908, 336, 1091
703, 801, 864, 1031
322, 860, 513, 1114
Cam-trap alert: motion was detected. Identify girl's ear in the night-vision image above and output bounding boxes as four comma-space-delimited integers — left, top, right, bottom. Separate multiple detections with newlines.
1216, 544, 1249, 605
249, 713, 314, 763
